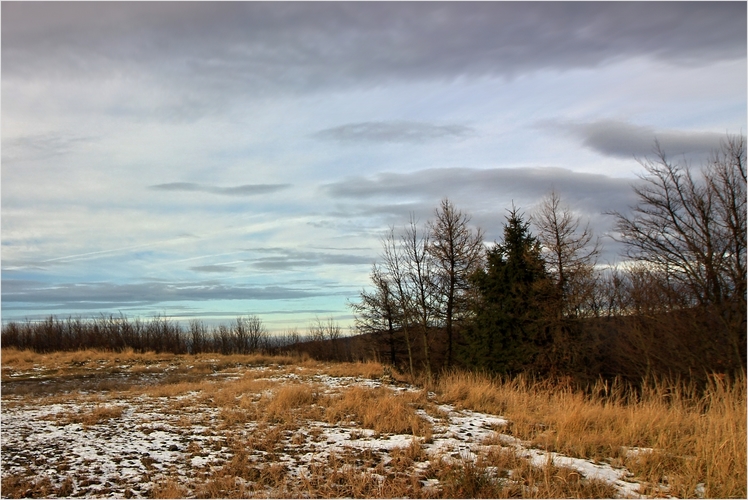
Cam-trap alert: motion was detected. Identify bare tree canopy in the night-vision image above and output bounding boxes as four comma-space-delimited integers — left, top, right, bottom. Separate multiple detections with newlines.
427, 198, 485, 367
613, 135, 746, 369
614, 135, 746, 308
533, 190, 600, 318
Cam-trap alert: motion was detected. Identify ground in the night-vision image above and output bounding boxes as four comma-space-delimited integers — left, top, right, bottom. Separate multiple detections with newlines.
0, 351, 690, 498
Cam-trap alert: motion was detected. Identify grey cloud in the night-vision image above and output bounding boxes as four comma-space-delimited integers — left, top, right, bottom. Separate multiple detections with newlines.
4, 3, 744, 95
248, 248, 373, 272
149, 183, 291, 196
323, 166, 638, 262
325, 167, 633, 208
3, 133, 97, 163
313, 121, 474, 144
546, 120, 727, 159
1, 279, 327, 308
190, 265, 237, 273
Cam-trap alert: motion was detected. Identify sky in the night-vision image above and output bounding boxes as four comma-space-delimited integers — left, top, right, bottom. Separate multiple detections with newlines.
2, 2, 746, 332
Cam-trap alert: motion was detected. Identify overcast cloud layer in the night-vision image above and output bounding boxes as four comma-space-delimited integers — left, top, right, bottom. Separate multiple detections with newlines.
2, 2, 745, 330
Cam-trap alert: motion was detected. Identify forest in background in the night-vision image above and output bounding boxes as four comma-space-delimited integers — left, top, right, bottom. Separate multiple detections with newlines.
3, 136, 745, 387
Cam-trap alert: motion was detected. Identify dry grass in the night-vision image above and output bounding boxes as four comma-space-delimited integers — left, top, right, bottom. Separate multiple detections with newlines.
5, 347, 743, 498
437, 371, 747, 498
150, 479, 188, 498
0, 347, 304, 380
264, 383, 322, 423
297, 451, 426, 498
2, 348, 175, 372
326, 386, 432, 437
49, 404, 126, 428
420, 448, 621, 499
143, 379, 212, 399
0, 474, 56, 498
322, 359, 386, 379
1, 348, 42, 372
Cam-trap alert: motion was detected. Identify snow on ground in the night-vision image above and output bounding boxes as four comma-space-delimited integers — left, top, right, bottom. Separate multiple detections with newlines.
2, 364, 645, 498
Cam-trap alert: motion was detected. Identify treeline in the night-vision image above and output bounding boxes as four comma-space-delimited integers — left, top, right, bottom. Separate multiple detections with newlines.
0, 314, 366, 361
351, 135, 746, 384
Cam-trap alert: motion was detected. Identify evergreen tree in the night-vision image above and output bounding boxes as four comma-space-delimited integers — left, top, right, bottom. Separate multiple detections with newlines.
462, 207, 554, 374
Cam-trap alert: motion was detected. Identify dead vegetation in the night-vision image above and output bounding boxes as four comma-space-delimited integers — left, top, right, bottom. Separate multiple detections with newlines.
1, 347, 745, 498
437, 370, 746, 499
325, 386, 432, 437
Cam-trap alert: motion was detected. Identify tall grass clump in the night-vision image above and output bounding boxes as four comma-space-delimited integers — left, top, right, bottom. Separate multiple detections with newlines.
326, 386, 431, 437
437, 370, 746, 498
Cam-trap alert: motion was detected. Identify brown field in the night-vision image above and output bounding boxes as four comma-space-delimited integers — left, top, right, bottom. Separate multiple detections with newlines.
1, 348, 744, 498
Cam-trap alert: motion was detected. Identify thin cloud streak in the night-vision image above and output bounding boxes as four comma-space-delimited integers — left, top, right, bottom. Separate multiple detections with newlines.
2, 236, 195, 271
313, 121, 474, 144
189, 265, 238, 273
149, 183, 291, 196
246, 248, 374, 272
3, 133, 98, 163
2, 280, 330, 306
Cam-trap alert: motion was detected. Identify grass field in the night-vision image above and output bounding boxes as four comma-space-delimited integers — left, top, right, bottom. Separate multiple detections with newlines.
1, 348, 744, 498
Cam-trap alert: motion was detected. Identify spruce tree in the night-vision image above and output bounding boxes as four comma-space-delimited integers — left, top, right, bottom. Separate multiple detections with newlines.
463, 207, 553, 373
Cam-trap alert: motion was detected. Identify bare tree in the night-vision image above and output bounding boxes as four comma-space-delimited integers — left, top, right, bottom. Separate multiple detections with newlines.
215, 324, 232, 354
705, 135, 747, 305
324, 316, 342, 359
242, 315, 268, 353
380, 227, 416, 379
403, 215, 439, 380
309, 316, 343, 359
612, 135, 747, 370
188, 319, 207, 354
286, 327, 301, 346
427, 198, 485, 367
350, 263, 400, 366
533, 190, 600, 318
308, 317, 326, 342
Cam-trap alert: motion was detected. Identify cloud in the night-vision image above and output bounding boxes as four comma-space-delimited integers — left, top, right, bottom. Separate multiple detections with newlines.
1, 279, 328, 309
247, 248, 373, 272
4, 3, 744, 96
149, 183, 291, 196
325, 166, 633, 207
313, 121, 474, 144
323, 166, 638, 263
544, 120, 728, 159
2, 133, 97, 163
189, 265, 237, 273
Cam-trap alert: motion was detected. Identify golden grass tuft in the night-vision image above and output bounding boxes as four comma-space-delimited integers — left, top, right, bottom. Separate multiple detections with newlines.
1, 348, 41, 372
51, 404, 126, 428
298, 452, 422, 498
150, 479, 188, 499
0, 473, 57, 499
144, 379, 212, 398
322, 359, 386, 379
326, 386, 432, 436
192, 476, 248, 499
264, 383, 320, 423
